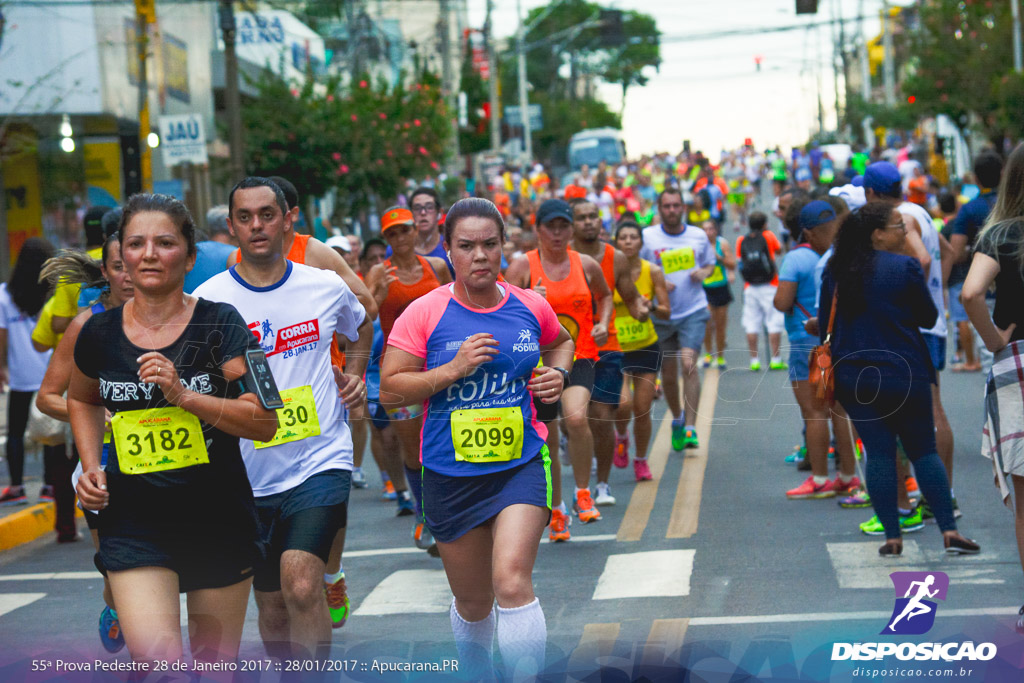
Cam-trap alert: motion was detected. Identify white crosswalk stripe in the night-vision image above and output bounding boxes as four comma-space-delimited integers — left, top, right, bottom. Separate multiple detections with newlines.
826, 541, 1005, 589
353, 569, 453, 616
592, 550, 695, 600
0, 593, 46, 617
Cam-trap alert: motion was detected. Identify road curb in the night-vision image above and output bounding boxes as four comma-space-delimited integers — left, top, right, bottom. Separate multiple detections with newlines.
0, 503, 83, 553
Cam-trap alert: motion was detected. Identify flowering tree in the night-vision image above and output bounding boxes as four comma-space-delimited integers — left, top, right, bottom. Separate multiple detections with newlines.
243, 68, 452, 213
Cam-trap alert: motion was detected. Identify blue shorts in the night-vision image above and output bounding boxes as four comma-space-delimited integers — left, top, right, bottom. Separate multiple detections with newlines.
654, 307, 711, 354
947, 283, 968, 324
367, 399, 390, 431
922, 333, 947, 373
254, 469, 351, 592
788, 336, 815, 382
591, 351, 625, 405
423, 447, 552, 543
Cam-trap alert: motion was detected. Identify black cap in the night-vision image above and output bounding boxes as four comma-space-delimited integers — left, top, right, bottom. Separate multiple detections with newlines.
84, 206, 112, 247
535, 199, 573, 227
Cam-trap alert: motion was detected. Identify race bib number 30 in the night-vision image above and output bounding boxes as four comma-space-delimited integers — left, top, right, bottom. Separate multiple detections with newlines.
112, 407, 208, 475
254, 385, 321, 449
661, 247, 696, 274
451, 407, 524, 463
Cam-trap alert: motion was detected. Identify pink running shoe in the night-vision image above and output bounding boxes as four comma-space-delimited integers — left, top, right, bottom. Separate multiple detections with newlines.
633, 457, 653, 481
613, 432, 630, 468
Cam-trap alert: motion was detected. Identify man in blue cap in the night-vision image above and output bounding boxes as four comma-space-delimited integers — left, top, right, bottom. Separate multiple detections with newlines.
774, 200, 860, 499
862, 161, 959, 519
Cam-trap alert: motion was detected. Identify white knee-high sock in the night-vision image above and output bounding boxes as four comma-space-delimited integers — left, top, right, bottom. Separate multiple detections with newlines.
450, 600, 494, 680
496, 598, 546, 682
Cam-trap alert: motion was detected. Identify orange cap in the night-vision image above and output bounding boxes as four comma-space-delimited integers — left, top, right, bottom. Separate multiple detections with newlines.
381, 207, 414, 233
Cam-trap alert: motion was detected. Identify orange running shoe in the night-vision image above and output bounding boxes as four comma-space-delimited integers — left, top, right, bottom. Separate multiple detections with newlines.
905, 476, 920, 499
573, 489, 601, 523
548, 508, 571, 542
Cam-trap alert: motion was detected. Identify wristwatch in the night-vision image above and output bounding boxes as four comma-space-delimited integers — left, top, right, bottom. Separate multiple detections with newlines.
552, 366, 571, 388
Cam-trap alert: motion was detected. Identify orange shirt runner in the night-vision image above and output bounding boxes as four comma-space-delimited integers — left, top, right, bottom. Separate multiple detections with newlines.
525, 249, 598, 360
379, 254, 441, 343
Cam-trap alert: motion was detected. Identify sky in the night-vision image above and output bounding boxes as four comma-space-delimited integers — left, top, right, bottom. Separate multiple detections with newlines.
467, 0, 908, 160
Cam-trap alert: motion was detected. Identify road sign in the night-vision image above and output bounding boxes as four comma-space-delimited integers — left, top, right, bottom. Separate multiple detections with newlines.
159, 114, 208, 166
504, 104, 542, 131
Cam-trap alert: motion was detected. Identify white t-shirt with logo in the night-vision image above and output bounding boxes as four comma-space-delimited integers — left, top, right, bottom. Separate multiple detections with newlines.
899, 201, 947, 338
0, 284, 51, 392
640, 224, 716, 319
194, 261, 366, 496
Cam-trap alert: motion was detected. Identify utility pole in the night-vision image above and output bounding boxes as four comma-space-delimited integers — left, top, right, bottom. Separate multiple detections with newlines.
484, 0, 501, 152
830, 0, 841, 129
219, 0, 244, 181
1012, 0, 1023, 73
881, 0, 896, 106
516, 0, 532, 167
439, 0, 460, 169
858, 0, 871, 101
135, 0, 154, 192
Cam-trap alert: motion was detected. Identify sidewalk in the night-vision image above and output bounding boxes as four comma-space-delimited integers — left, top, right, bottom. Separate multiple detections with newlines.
0, 392, 84, 552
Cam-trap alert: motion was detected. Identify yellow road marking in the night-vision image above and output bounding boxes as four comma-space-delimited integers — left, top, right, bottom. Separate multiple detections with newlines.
640, 618, 690, 668
667, 367, 719, 538
568, 623, 621, 681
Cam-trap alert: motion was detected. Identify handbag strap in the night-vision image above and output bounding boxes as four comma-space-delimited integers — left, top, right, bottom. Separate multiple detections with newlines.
823, 287, 839, 344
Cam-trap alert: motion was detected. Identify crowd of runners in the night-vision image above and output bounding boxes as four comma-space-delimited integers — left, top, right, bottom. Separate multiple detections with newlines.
6, 135, 1024, 675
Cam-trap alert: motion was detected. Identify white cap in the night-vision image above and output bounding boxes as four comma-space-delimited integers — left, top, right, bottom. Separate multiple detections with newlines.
828, 184, 867, 211
325, 235, 352, 252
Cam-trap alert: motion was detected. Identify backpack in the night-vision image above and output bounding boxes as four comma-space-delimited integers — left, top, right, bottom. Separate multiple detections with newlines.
739, 231, 776, 285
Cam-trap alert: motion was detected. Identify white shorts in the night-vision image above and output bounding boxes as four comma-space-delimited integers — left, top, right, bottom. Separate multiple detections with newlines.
742, 284, 785, 335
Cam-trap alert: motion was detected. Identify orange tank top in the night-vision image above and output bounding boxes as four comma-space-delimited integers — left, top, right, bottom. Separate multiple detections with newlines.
380, 254, 441, 341
526, 249, 597, 360
229, 232, 310, 266
596, 243, 619, 353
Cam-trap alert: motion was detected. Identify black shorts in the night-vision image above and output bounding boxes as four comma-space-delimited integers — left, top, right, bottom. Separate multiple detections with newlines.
532, 357, 596, 422
95, 534, 261, 593
622, 342, 663, 375
704, 285, 733, 307
591, 351, 625, 406
253, 469, 351, 593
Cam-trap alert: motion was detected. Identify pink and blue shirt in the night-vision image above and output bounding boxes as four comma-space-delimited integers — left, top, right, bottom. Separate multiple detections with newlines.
387, 283, 560, 476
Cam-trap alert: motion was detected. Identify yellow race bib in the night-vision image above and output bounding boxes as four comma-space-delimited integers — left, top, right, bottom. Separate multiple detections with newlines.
614, 316, 654, 346
254, 385, 321, 449
451, 407, 524, 463
112, 407, 208, 475
704, 264, 725, 286
661, 247, 696, 274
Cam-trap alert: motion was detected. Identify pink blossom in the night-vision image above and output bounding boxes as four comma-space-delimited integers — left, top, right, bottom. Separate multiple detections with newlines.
359, 80, 368, 88
332, 152, 342, 161
414, 119, 421, 127
378, 112, 387, 120
290, 88, 299, 97
419, 146, 427, 155
351, 114, 358, 122
327, 94, 335, 102
430, 161, 440, 170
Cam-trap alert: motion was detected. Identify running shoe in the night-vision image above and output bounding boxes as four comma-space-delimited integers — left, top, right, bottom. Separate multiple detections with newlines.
716, 357, 727, 370
670, 418, 686, 450
594, 483, 616, 506
859, 509, 924, 536
98, 605, 125, 653
702, 354, 713, 368
682, 428, 699, 449
784, 444, 807, 464
39, 485, 55, 502
396, 490, 414, 516
786, 476, 838, 499
749, 359, 762, 371
920, 497, 963, 521
769, 359, 788, 371
654, 378, 663, 399
633, 457, 653, 482
838, 489, 872, 508
944, 535, 980, 555
0, 486, 27, 506
548, 508, 571, 542
573, 489, 601, 523
351, 467, 367, 489
381, 479, 396, 501
904, 476, 921, 499
559, 430, 570, 464
855, 439, 865, 460
325, 575, 350, 628
613, 432, 630, 468
832, 476, 862, 496
412, 522, 439, 556
952, 497, 963, 519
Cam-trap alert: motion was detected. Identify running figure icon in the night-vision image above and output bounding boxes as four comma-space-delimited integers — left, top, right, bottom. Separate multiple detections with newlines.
888, 574, 939, 632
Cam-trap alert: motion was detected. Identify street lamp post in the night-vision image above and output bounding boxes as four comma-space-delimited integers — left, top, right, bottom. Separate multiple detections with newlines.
516, 0, 533, 168
1012, 0, 1023, 73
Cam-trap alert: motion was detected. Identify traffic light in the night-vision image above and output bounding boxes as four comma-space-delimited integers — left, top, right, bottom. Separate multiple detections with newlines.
600, 9, 624, 47
796, 0, 819, 14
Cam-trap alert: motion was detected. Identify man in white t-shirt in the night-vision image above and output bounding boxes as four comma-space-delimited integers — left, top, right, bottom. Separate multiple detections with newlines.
194, 177, 371, 659
640, 187, 716, 452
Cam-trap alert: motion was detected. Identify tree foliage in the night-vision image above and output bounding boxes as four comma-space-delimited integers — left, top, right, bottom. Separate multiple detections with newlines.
242, 68, 451, 212
901, 0, 1015, 142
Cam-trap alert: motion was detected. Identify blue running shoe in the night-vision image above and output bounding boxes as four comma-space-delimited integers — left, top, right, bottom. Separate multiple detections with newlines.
99, 605, 125, 653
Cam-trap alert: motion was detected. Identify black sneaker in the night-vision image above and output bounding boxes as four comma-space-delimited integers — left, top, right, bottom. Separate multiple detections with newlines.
0, 486, 27, 506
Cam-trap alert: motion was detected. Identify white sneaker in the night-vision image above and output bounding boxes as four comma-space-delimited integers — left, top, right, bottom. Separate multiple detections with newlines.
594, 483, 616, 506
351, 467, 367, 489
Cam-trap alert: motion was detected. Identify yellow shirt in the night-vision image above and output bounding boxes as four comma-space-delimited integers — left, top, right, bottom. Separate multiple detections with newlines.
48, 246, 104, 319
612, 260, 658, 352
31, 297, 64, 350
